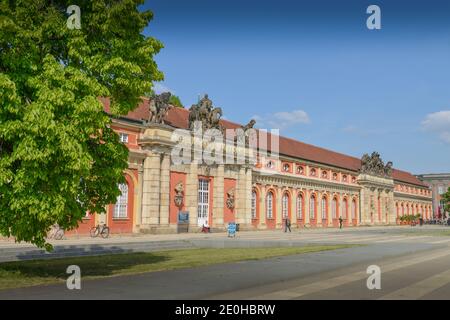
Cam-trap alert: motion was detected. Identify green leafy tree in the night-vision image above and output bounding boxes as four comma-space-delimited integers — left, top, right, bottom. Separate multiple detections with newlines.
0, 0, 163, 249
443, 187, 450, 213
169, 94, 183, 108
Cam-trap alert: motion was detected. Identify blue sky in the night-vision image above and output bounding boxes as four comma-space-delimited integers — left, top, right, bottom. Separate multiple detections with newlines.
141, 0, 450, 174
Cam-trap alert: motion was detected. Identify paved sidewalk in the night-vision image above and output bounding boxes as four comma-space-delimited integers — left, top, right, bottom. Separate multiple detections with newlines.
0, 225, 448, 262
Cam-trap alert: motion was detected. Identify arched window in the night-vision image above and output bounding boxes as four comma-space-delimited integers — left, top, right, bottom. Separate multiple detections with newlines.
342, 175, 348, 182
297, 166, 304, 175
343, 199, 348, 219
310, 168, 317, 177
251, 190, 257, 219
332, 197, 338, 219
266, 192, 274, 219
282, 193, 289, 219
310, 195, 316, 219
114, 183, 128, 219
321, 196, 327, 220
283, 164, 290, 172
297, 194, 304, 219
352, 199, 357, 220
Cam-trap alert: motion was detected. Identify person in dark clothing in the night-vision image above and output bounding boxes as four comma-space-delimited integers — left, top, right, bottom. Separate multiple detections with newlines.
339, 216, 344, 229
284, 218, 291, 233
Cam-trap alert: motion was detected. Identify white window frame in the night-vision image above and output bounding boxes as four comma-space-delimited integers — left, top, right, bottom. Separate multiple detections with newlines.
119, 133, 129, 143
297, 195, 303, 219
266, 192, 274, 219
251, 191, 257, 219
114, 183, 128, 219
321, 197, 327, 220
198, 179, 209, 226
310, 196, 316, 219
282, 194, 289, 219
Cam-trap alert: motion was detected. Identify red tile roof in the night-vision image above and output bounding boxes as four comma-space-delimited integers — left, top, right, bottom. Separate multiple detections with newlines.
103, 97, 427, 187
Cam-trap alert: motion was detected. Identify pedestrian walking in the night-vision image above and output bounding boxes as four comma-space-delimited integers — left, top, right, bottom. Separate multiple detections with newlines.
284, 218, 291, 233
339, 216, 344, 229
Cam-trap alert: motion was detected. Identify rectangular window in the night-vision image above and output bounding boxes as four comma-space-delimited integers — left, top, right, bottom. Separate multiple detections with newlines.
114, 183, 128, 219
198, 179, 209, 226
297, 196, 303, 219
251, 191, 257, 219
119, 133, 129, 143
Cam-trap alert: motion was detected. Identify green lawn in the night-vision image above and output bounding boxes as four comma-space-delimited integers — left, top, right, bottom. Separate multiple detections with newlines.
0, 245, 353, 290
401, 229, 450, 237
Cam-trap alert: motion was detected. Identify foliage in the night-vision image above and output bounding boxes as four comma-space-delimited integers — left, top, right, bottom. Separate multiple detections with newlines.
0, 0, 163, 249
169, 94, 183, 108
443, 187, 450, 213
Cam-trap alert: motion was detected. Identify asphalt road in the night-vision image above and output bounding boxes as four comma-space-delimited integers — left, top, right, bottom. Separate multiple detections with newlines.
1, 227, 450, 300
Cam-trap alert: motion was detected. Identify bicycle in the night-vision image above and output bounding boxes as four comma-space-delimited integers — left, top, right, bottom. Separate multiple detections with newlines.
90, 224, 110, 238
48, 224, 65, 240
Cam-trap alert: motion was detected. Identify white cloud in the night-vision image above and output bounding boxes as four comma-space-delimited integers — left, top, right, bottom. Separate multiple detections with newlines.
421, 111, 450, 144
153, 83, 175, 94
253, 109, 310, 130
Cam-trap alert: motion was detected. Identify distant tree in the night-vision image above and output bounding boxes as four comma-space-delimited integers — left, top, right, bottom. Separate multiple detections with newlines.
443, 187, 450, 213
169, 95, 183, 108
0, 0, 163, 249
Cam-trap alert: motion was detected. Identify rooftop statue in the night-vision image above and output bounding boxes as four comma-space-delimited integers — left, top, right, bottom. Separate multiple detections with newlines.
188, 94, 223, 131
148, 92, 172, 124
360, 151, 393, 178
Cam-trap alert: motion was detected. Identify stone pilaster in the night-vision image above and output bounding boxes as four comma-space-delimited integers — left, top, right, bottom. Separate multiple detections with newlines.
134, 166, 144, 232
141, 152, 161, 226
159, 153, 171, 226
275, 187, 282, 229
291, 189, 297, 228
235, 166, 252, 228
213, 164, 225, 228
259, 186, 267, 229
186, 162, 199, 228
304, 190, 310, 226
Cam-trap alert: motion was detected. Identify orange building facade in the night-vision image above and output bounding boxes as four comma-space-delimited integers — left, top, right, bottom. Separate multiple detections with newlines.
80, 98, 433, 234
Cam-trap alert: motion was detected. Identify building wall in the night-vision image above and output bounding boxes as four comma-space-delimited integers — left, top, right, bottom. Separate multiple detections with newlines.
416, 174, 450, 217
70, 121, 433, 235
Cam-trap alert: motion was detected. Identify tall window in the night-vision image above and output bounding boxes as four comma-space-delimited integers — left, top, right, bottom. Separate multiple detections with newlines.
251, 191, 257, 219
321, 197, 327, 220
266, 192, 274, 219
282, 193, 289, 219
332, 198, 338, 219
352, 200, 357, 219
198, 179, 209, 225
297, 194, 304, 219
343, 199, 348, 219
114, 183, 128, 218
310, 195, 316, 219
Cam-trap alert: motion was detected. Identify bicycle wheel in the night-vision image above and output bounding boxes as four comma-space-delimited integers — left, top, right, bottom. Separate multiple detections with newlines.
90, 226, 99, 238
101, 226, 110, 239
55, 229, 64, 240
